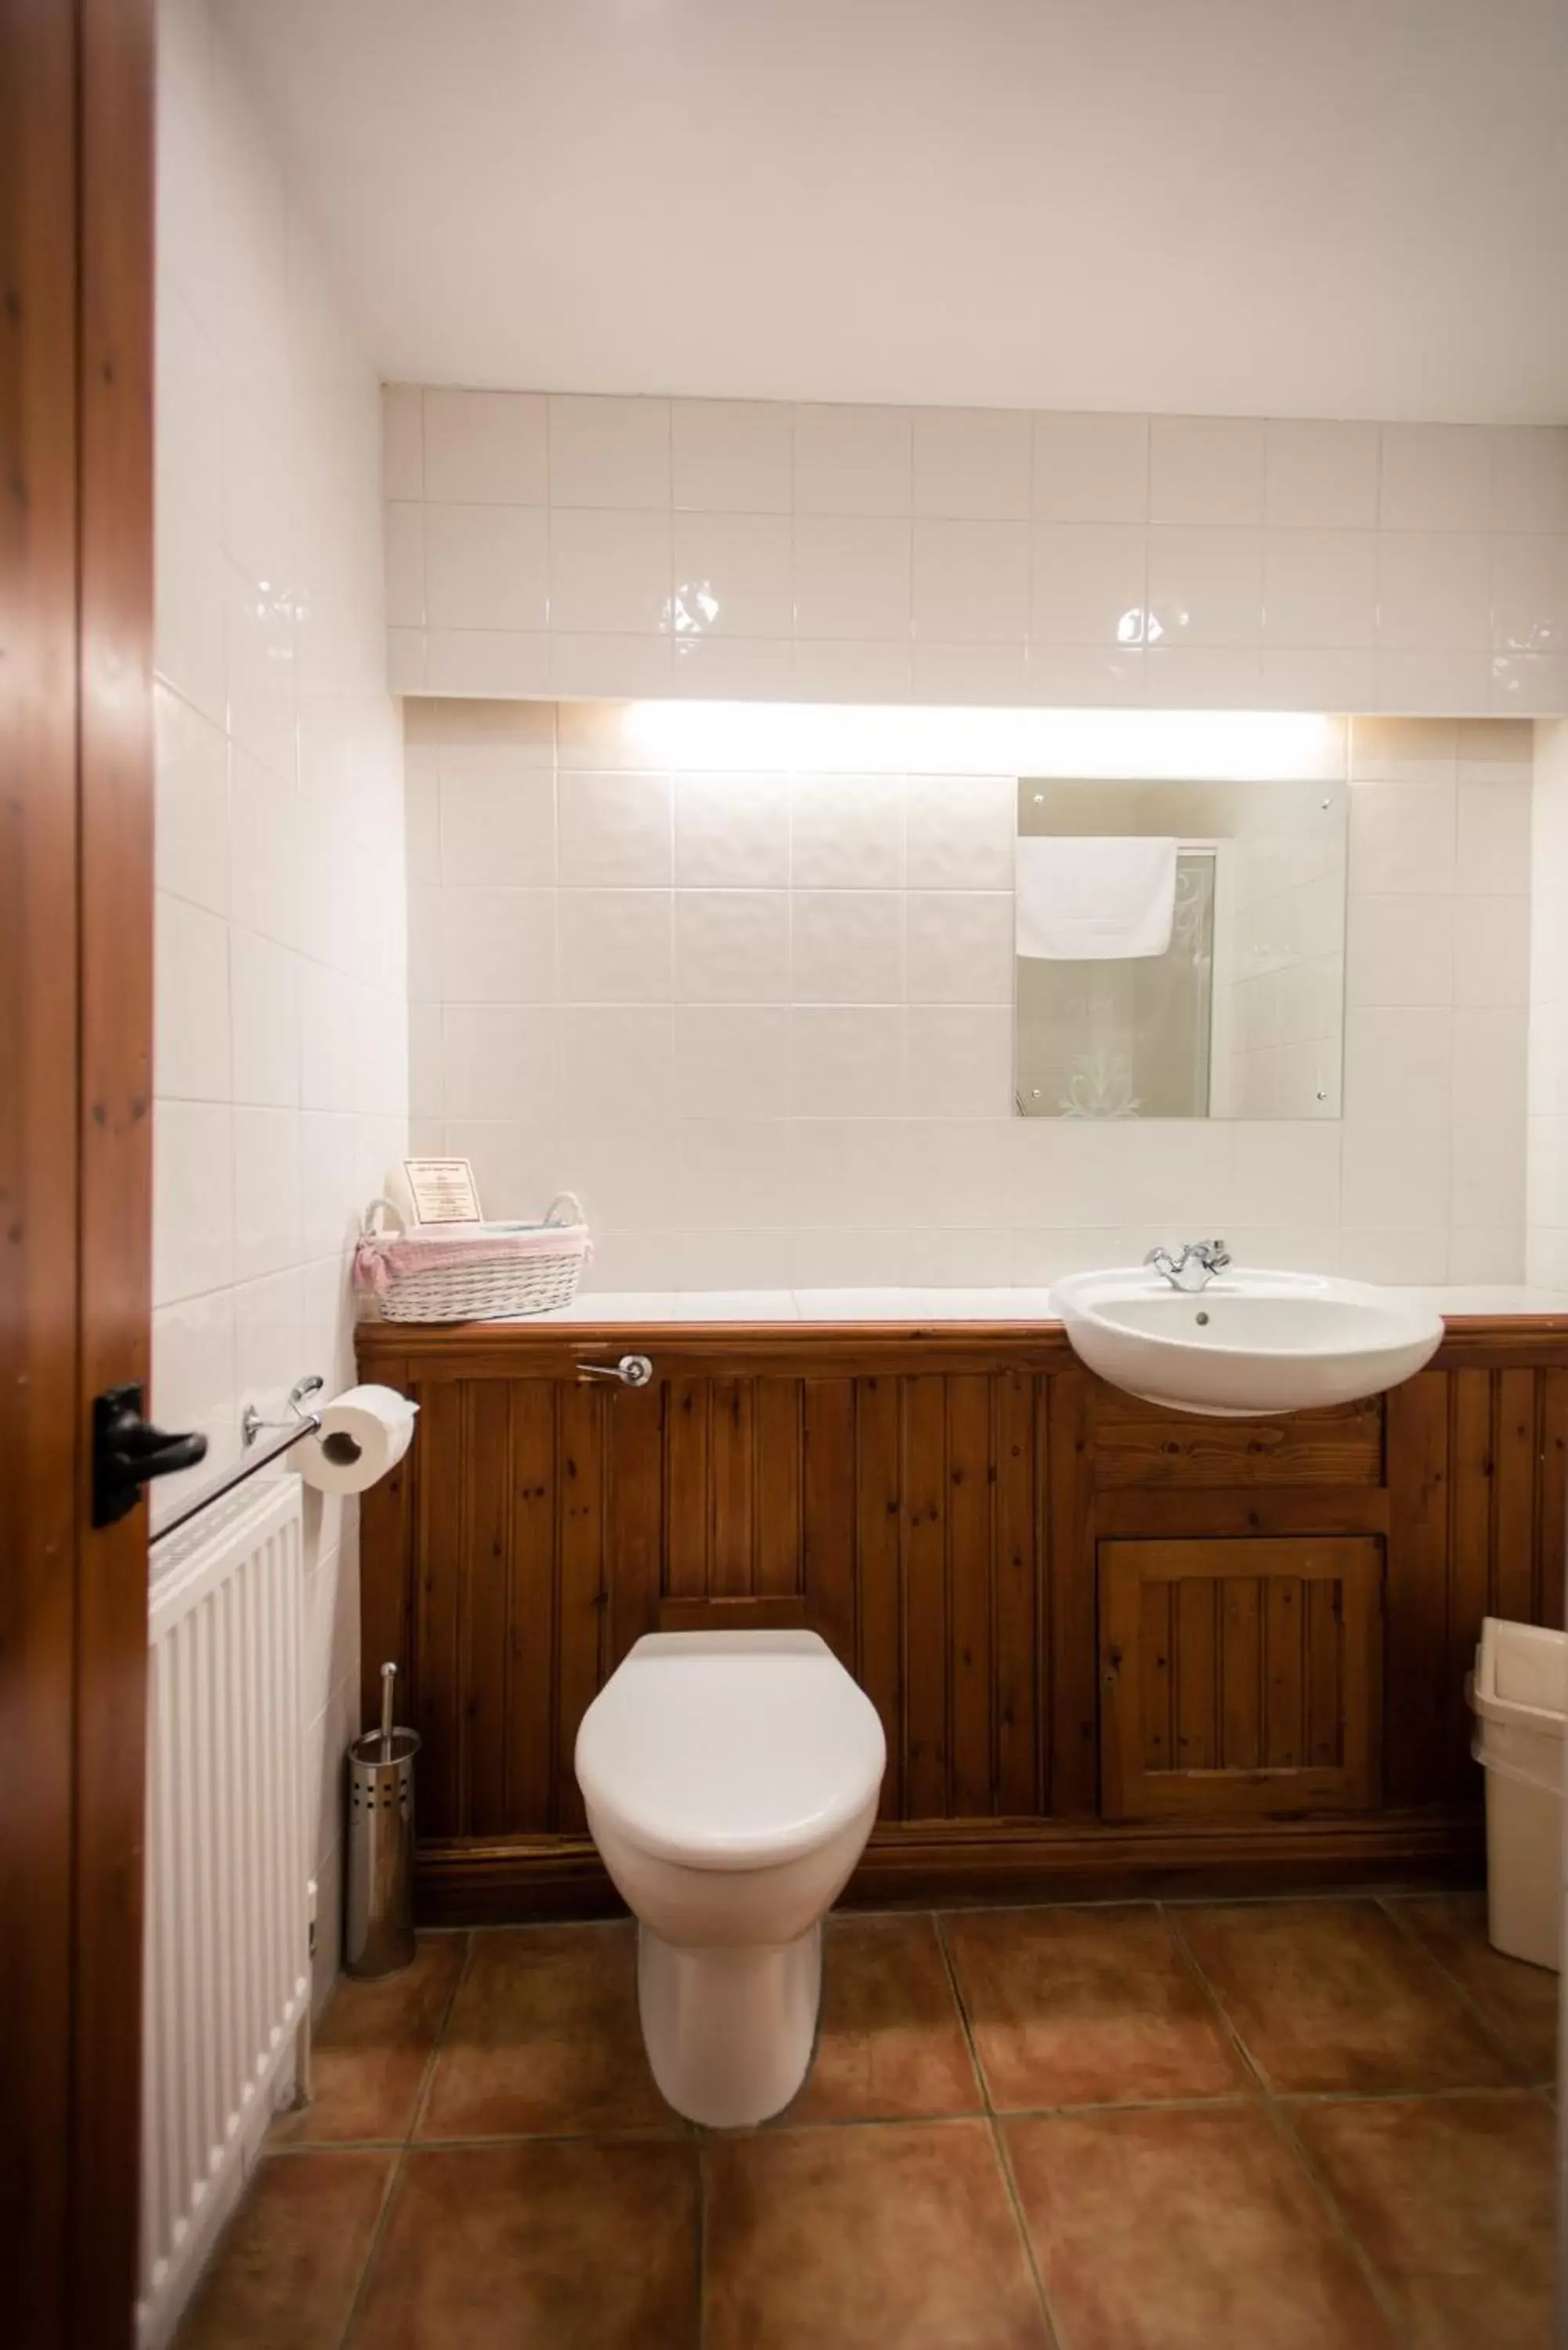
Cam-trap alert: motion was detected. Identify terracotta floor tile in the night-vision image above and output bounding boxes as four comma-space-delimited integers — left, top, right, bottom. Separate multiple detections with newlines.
174, 2150, 393, 2350
345, 2141, 699, 2349
1389, 1894, 1559, 2081
269, 1932, 468, 2146
1177, 1898, 1524, 2094
417, 1922, 675, 2138
704, 2119, 1048, 2350
1295, 2092, 1556, 2350
1006, 2104, 1396, 2350
941, 1903, 1245, 2109
781, 1912, 980, 2124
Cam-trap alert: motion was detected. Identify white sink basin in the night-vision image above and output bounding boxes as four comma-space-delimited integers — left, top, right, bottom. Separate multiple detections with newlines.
1050, 1266, 1445, 1417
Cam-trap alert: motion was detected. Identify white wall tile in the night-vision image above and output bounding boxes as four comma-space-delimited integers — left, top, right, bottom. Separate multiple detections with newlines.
443, 1002, 558, 1119
794, 404, 911, 516
1377, 535, 1492, 650
549, 508, 671, 634
383, 500, 425, 628
1263, 533, 1378, 648
910, 642, 1033, 704
1456, 778, 1532, 895
155, 891, 232, 1100
1031, 524, 1147, 646
671, 635, 796, 699
673, 1005, 791, 1117
793, 638, 912, 700
1028, 645, 1145, 705
902, 1006, 1012, 1118
913, 409, 1031, 521
1491, 653, 1568, 715
1147, 529, 1264, 647
1378, 425, 1492, 531
793, 516, 911, 640
381, 384, 424, 500
548, 395, 670, 509
1143, 646, 1264, 707
548, 631, 674, 698
1347, 778, 1458, 894
1149, 418, 1266, 526
1344, 1007, 1453, 1123
558, 1006, 673, 1124
1263, 421, 1380, 530
905, 892, 1013, 1003
558, 771, 672, 887
671, 398, 792, 513
424, 503, 547, 631
423, 389, 547, 504
425, 629, 551, 697
1031, 413, 1148, 523
1346, 896, 1453, 1007
154, 682, 229, 916
154, 1098, 234, 1306
1340, 1121, 1451, 1228
558, 889, 673, 1003
1453, 895, 1530, 1008
675, 772, 792, 888
904, 773, 1014, 890
1376, 649, 1491, 716
912, 519, 1030, 643
679, 1119, 797, 1226
789, 1007, 903, 1117
789, 772, 905, 889
232, 1104, 302, 1282
1490, 428, 1568, 534
440, 887, 556, 1002
440, 748, 555, 884
1491, 537, 1568, 656
671, 512, 793, 637
228, 744, 301, 949
674, 890, 791, 1002
229, 926, 298, 1105
790, 891, 905, 1003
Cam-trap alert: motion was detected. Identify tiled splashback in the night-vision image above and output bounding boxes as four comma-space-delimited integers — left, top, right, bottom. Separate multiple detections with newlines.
406, 701, 1530, 1290
384, 390, 1568, 716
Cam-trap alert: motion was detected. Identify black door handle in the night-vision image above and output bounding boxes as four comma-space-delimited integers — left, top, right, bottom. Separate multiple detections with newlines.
92, 1383, 208, 1528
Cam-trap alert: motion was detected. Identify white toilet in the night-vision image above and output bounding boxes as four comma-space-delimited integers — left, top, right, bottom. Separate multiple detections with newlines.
574, 1629, 886, 2128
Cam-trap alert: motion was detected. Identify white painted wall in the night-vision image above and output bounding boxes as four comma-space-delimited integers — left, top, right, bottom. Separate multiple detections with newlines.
1528, 721, 1568, 1288
406, 703, 1530, 1292
152, 0, 406, 2005
383, 389, 1568, 718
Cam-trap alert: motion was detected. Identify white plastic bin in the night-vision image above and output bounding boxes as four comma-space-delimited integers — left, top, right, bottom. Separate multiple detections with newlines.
1468, 1616, 1566, 1972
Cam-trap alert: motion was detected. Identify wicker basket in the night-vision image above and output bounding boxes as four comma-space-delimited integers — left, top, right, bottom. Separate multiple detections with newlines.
353, 1192, 591, 1324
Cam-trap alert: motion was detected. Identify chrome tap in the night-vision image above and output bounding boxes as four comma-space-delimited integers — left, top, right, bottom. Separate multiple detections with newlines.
1144, 1238, 1232, 1292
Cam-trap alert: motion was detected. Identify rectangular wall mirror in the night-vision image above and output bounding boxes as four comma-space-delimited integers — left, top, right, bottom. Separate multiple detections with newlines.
1014, 777, 1346, 1120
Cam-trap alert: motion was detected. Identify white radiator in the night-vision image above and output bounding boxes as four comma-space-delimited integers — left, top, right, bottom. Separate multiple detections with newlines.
138, 1477, 312, 2350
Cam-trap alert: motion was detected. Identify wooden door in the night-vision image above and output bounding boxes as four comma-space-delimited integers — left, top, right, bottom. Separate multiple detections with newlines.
0, 2, 155, 2341
1099, 1538, 1384, 1820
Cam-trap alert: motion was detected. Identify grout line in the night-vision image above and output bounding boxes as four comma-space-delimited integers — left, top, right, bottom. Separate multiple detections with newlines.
1374, 1892, 1543, 2084
404, 1928, 475, 2143
933, 1911, 1065, 2350
1161, 1903, 1414, 2348
332, 2148, 404, 2350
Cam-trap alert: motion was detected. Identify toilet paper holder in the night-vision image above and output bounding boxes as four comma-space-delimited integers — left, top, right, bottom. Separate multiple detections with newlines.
241, 1372, 325, 1450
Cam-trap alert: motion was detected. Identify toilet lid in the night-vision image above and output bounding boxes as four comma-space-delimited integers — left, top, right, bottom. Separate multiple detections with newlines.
575, 1631, 887, 1871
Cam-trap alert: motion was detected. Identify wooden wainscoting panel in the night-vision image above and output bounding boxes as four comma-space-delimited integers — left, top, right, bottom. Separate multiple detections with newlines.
855, 1373, 904, 1823
555, 1382, 607, 1834
412, 1378, 467, 1838
1091, 1387, 1384, 1488
1100, 1537, 1382, 1821
507, 1378, 558, 1831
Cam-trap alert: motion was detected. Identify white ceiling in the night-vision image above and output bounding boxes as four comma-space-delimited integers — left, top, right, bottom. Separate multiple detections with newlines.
219, 0, 1568, 423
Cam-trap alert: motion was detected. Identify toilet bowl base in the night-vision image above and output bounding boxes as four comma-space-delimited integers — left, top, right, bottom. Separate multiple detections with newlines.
637, 1920, 822, 2128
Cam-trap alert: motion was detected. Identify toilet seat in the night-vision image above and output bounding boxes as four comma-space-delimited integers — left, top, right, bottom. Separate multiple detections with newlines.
576, 1629, 885, 1871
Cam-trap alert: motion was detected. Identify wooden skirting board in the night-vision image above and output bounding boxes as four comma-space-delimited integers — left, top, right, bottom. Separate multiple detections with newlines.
356, 1313, 1568, 1924
414, 1810, 1486, 1926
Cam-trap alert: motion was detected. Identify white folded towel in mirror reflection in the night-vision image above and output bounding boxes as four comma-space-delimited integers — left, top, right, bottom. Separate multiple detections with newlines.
1014, 835, 1179, 960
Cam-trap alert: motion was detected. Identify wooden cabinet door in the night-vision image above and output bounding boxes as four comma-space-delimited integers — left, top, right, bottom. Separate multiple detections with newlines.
1099, 1538, 1383, 1820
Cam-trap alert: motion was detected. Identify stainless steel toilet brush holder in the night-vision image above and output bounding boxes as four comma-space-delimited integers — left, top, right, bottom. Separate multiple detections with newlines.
345, 1661, 421, 1979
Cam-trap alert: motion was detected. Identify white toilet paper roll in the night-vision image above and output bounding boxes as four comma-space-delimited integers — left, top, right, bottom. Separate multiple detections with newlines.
297, 1383, 419, 1496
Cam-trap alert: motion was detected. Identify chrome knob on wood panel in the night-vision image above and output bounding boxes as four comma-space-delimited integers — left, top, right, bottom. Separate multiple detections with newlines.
575, 1353, 654, 1389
